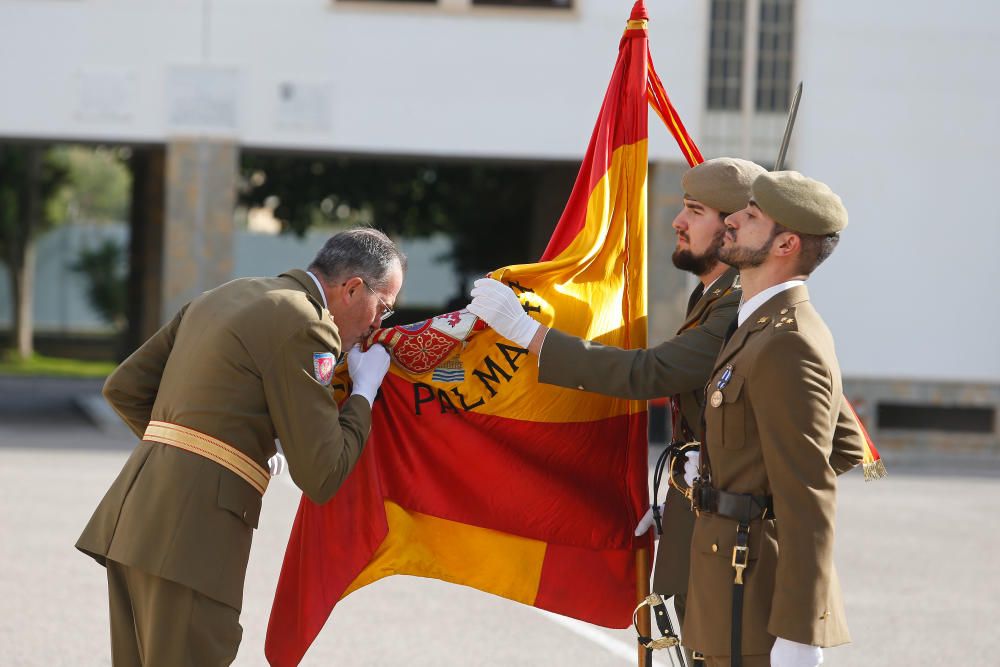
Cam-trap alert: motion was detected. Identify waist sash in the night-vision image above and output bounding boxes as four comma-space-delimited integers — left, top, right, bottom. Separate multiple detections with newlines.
143, 420, 269, 495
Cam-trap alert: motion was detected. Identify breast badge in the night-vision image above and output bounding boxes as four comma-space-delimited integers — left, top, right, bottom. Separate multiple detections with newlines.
711, 365, 734, 407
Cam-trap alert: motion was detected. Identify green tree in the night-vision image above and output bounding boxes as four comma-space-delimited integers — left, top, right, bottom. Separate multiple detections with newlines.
47, 146, 132, 224
238, 155, 539, 280
70, 239, 127, 331
0, 144, 69, 358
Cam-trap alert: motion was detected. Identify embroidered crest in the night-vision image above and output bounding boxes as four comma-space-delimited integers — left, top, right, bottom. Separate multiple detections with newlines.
313, 352, 335, 386
432, 356, 466, 383
363, 309, 489, 375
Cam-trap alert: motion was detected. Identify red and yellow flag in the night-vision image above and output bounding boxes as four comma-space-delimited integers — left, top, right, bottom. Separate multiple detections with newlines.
265, 3, 702, 664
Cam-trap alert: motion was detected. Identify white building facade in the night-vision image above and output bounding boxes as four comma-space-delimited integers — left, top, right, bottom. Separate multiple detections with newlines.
1, 0, 997, 450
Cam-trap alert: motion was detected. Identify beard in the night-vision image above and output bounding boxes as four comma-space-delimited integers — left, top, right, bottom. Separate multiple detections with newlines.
672, 227, 725, 276
718, 229, 777, 269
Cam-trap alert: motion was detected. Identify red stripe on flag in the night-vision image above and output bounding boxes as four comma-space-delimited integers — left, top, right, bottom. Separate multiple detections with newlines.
372, 373, 645, 549
535, 543, 647, 628
539, 12, 649, 261
646, 47, 703, 167
266, 444, 388, 667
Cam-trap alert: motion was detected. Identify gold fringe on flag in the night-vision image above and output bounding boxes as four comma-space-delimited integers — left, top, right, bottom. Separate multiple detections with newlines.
863, 457, 887, 482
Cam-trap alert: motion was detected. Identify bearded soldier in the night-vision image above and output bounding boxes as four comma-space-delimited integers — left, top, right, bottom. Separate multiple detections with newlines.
469, 158, 761, 658
683, 172, 863, 667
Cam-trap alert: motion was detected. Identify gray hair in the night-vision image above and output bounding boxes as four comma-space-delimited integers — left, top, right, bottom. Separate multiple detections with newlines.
308, 227, 406, 290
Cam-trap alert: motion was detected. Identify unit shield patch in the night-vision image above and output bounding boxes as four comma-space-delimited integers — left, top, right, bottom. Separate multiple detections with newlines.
313, 352, 335, 386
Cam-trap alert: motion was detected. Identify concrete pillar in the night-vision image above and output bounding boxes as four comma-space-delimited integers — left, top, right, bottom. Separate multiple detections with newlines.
647, 160, 691, 345
161, 139, 238, 323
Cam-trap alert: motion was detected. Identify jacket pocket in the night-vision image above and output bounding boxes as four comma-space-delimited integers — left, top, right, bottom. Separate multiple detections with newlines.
217, 472, 262, 529
696, 513, 763, 561
720, 374, 746, 449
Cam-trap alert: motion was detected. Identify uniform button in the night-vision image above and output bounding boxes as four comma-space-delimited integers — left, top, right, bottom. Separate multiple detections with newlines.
242, 511, 248, 520
711, 544, 718, 553
780, 308, 788, 314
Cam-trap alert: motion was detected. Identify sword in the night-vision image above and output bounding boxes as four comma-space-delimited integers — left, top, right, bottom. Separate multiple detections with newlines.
774, 82, 803, 171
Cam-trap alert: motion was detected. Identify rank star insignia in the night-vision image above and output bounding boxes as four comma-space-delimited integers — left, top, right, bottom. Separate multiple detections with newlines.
710, 390, 724, 408
757, 316, 769, 324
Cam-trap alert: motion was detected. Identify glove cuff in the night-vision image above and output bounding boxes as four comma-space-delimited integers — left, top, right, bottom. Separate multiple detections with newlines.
508, 316, 541, 349
351, 387, 377, 408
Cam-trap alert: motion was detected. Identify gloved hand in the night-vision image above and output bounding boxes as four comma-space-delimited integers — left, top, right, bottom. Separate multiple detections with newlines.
771, 637, 823, 667
683, 450, 700, 487
348, 343, 391, 407
634, 504, 664, 537
267, 453, 287, 477
468, 278, 541, 348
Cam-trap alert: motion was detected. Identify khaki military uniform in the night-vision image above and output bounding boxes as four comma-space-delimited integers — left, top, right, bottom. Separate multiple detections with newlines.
538, 268, 742, 622
77, 269, 372, 665
683, 285, 864, 664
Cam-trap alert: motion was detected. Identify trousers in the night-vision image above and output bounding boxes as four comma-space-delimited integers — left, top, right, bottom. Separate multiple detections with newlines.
106, 559, 242, 666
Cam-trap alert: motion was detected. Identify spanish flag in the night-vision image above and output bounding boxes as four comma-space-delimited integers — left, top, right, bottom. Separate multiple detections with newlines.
265, 3, 702, 664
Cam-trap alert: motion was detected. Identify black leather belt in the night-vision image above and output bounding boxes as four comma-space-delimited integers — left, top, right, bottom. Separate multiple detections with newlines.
692, 484, 774, 522
691, 484, 774, 667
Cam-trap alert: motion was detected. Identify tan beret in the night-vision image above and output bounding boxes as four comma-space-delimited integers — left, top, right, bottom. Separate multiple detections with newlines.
751, 171, 848, 235
681, 157, 766, 214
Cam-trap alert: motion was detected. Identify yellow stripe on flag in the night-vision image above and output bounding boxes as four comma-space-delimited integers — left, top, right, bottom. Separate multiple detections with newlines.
343, 501, 548, 606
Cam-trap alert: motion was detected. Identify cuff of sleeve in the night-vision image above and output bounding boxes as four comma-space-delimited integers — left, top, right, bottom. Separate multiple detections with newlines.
350, 388, 377, 408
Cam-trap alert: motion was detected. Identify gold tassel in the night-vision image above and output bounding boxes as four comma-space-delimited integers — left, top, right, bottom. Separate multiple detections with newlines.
863, 458, 887, 482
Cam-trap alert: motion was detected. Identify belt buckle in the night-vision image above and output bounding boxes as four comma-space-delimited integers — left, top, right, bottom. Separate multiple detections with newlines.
731, 524, 750, 585
731, 545, 749, 584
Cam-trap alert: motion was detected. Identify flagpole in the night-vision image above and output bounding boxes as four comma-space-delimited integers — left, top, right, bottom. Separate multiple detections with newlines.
636, 547, 651, 667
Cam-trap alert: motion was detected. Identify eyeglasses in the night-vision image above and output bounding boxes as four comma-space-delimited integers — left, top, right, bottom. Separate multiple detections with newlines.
362, 280, 395, 323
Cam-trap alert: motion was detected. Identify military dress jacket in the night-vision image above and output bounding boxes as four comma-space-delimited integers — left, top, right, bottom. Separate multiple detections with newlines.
682, 285, 863, 658
538, 268, 742, 597
76, 269, 372, 611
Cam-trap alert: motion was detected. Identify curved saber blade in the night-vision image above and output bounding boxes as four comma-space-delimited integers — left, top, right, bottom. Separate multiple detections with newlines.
774, 82, 803, 171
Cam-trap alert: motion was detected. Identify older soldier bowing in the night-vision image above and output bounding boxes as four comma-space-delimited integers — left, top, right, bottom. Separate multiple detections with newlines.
76, 227, 405, 666
683, 172, 860, 667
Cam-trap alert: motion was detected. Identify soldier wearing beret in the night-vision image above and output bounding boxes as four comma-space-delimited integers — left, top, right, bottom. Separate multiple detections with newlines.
468, 158, 762, 649
76, 228, 405, 665
682, 172, 865, 667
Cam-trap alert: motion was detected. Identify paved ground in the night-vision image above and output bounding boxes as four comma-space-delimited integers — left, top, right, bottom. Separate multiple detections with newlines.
1, 376, 998, 665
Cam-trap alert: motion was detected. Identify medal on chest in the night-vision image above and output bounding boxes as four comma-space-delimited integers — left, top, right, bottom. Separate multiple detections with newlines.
710, 364, 733, 408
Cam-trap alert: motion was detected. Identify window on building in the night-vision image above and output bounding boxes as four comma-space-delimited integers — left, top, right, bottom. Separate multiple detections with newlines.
343, 0, 436, 4
706, 0, 746, 111
755, 0, 795, 112
472, 0, 572, 7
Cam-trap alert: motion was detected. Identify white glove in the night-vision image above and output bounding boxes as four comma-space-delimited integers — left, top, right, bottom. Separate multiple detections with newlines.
771, 637, 823, 667
467, 278, 541, 348
267, 453, 287, 477
348, 344, 391, 407
683, 450, 700, 487
634, 504, 664, 537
